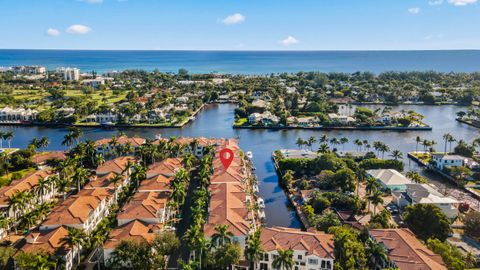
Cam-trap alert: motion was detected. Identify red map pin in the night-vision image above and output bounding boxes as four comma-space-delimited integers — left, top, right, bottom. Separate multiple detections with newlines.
219, 148, 234, 170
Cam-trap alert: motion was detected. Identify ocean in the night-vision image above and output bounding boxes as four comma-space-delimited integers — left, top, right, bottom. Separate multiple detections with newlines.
0, 49, 479, 74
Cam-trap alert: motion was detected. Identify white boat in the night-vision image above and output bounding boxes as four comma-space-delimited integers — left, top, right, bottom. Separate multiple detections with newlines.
257, 198, 265, 208
246, 151, 253, 159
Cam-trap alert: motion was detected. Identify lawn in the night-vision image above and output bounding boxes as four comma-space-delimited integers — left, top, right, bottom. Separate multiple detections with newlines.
0, 167, 36, 187
234, 117, 248, 126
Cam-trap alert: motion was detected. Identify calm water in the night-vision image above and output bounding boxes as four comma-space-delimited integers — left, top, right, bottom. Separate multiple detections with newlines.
1, 50, 480, 74
1, 104, 479, 228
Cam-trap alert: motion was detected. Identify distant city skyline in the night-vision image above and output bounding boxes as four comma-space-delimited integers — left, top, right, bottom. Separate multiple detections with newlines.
0, 0, 479, 50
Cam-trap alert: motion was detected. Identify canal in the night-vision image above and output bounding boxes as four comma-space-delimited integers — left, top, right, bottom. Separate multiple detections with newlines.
0, 103, 479, 228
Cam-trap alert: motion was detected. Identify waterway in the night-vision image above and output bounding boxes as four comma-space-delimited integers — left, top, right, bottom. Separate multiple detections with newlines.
0, 103, 479, 227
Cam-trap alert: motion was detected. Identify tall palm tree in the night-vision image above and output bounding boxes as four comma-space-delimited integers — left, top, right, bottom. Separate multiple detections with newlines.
295, 138, 304, 150
415, 136, 422, 152
442, 133, 452, 154
354, 139, 363, 151
272, 249, 295, 270
307, 136, 316, 151
340, 137, 349, 151
36, 177, 51, 201
62, 134, 74, 150
319, 134, 329, 144
389, 150, 403, 160
0, 131, 4, 148
55, 176, 70, 200
329, 138, 340, 150
448, 136, 456, 153
61, 227, 86, 265
110, 173, 124, 202
38, 136, 49, 152
369, 189, 384, 215
245, 230, 264, 270
317, 143, 330, 153
73, 167, 88, 192
3, 131, 13, 148
366, 238, 388, 269
211, 224, 234, 247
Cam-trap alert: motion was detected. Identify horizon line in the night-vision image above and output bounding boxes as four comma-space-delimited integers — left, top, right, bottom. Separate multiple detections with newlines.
1, 48, 480, 52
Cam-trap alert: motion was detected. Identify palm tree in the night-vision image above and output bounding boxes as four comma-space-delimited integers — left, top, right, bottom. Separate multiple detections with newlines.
369, 189, 384, 215
272, 249, 295, 270
389, 150, 403, 160
36, 177, 51, 201
30, 253, 57, 270
415, 136, 422, 152
379, 143, 390, 159
448, 136, 456, 153
3, 131, 13, 148
245, 230, 264, 270
110, 173, 124, 202
340, 137, 349, 151
61, 228, 86, 265
329, 138, 340, 151
55, 176, 70, 200
317, 143, 330, 153
62, 134, 74, 150
295, 138, 304, 150
73, 167, 88, 192
443, 133, 452, 154
366, 238, 388, 269
211, 224, 234, 247
405, 171, 427, 184
307, 136, 316, 151
354, 139, 363, 151
319, 134, 329, 144
38, 136, 49, 152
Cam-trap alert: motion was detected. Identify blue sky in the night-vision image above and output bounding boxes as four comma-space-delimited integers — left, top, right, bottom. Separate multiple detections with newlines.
0, 0, 479, 50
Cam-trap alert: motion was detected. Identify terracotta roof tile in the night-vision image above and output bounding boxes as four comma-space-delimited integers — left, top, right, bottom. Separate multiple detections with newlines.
370, 228, 447, 270
260, 227, 335, 259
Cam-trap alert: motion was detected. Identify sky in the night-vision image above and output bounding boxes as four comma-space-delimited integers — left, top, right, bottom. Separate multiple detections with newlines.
0, 0, 479, 50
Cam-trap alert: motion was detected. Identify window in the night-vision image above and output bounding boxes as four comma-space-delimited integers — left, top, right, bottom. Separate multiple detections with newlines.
259, 263, 268, 270
326, 261, 332, 269
308, 258, 318, 265
298, 255, 303, 260
321, 261, 326, 268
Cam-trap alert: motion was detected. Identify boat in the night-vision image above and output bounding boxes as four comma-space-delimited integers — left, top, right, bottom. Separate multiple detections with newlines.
246, 151, 253, 159
257, 198, 265, 208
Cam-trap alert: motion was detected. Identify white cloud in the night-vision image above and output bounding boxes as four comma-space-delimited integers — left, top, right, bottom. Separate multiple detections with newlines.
448, 0, 477, 5
66, 24, 92, 35
429, 0, 444, 5
280, 36, 299, 46
220, 13, 246, 25
46, 28, 60, 37
81, 0, 103, 3
408, 7, 421, 14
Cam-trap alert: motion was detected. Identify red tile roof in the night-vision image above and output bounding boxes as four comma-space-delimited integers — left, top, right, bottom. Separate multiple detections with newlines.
370, 229, 447, 270
260, 227, 335, 259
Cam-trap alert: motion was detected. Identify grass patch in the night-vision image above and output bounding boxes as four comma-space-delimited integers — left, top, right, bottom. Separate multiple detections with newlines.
0, 167, 36, 187
234, 118, 248, 126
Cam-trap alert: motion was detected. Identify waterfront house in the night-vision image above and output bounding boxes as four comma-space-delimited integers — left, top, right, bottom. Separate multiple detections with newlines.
327, 113, 355, 125
258, 227, 335, 270
248, 112, 280, 126
103, 220, 161, 266
366, 169, 412, 192
85, 111, 118, 124
40, 189, 114, 234
116, 191, 171, 226
16, 226, 79, 270
0, 107, 38, 122
393, 183, 459, 219
369, 228, 447, 270
204, 182, 252, 249
431, 154, 466, 170
84, 172, 128, 200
